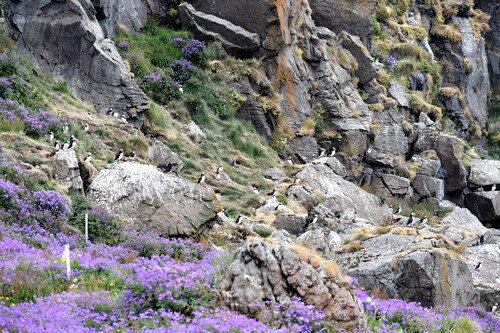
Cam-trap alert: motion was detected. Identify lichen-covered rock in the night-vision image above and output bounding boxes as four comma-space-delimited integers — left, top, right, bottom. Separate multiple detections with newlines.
309, 0, 377, 46
217, 239, 367, 330
52, 150, 84, 194
4, 0, 149, 127
263, 167, 287, 182
435, 135, 467, 193
412, 175, 444, 200
90, 0, 164, 38
87, 162, 217, 237
338, 31, 376, 84
464, 190, 500, 225
272, 214, 308, 236
469, 159, 500, 187
297, 227, 343, 255
335, 233, 476, 308
147, 140, 184, 173
295, 164, 392, 224
186, 121, 206, 142
290, 136, 320, 163
395, 249, 475, 307
179, 3, 261, 55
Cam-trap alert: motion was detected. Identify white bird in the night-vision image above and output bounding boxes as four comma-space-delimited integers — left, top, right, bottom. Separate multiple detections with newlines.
54, 140, 61, 150
294, 178, 300, 184
128, 151, 136, 161
329, 148, 336, 157
311, 214, 318, 224
113, 112, 119, 118
235, 214, 243, 224
120, 116, 127, 123
63, 125, 69, 134
419, 217, 427, 225
287, 158, 293, 165
492, 303, 498, 314
115, 149, 124, 162
62, 141, 70, 150
87, 112, 93, 120
49, 131, 54, 141
318, 148, 326, 158
275, 203, 286, 211
179, 85, 184, 94
216, 165, 223, 180
475, 262, 482, 271
83, 124, 89, 132
84, 153, 92, 163
253, 186, 261, 195
394, 206, 402, 215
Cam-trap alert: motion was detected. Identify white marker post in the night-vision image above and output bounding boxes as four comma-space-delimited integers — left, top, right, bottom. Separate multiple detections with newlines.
85, 212, 89, 243
64, 244, 71, 280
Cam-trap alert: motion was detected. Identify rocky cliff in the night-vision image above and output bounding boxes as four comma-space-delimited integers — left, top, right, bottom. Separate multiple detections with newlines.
4, 0, 500, 327
4, 0, 149, 127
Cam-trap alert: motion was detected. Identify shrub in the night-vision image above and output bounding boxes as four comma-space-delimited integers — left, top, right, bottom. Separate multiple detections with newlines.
53, 81, 70, 94
140, 69, 180, 106
70, 209, 124, 246
171, 59, 196, 84
185, 94, 212, 127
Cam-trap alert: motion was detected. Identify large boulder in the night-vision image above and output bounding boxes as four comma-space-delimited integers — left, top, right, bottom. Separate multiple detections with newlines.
395, 249, 475, 307
309, 0, 377, 47
52, 150, 84, 194
179, 3, 261, 55
90, 0, 164, 38
87, 162, 217, 237
4, 0, 149, 127
147, 140, 184, 173
441, 207, 488, 244
435, 135, 467, 193
466, 244, 500, 310
295, 164, 392, 224
217, 239, 367, 331
469, 159, 500, 187
335, 233, 476, 308
464, 190, 500, 225
338, 32, 377, 84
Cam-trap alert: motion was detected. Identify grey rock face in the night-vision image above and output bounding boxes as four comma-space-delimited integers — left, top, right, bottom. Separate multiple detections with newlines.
412, 175, 444, 200
4, 0, 149, 127
290, 136, 320, 163
87, 162, 217, 237
469, 159, 500, 187
147, 141, 184, 173
453, 17, 490, 129
297, 227, 343, 255
336, 233, 476, 308
411, 154, 441, 177
388, 79, 409, 107
217, 239, 367, 330
91, 0, 158, 38
395, 249, 475, 307
339, 32, 377, 84
295, 164, 392, 224
52, 150, 84, 194
464, 191, 500, 224
309, 0, 377, 46
179, 3, 261, 55
441, 207, 488, 244
186, 121, 206, 142
477, 0, 500, 90
435, 135, 467, 193
272, 214, 308, 236
466, 244, 500, 310
263, 167, 287, 182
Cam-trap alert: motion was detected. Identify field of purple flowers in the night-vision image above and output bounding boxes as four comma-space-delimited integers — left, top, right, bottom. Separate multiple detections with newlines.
1, 149, 500, 332
1, 24, 500, 333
